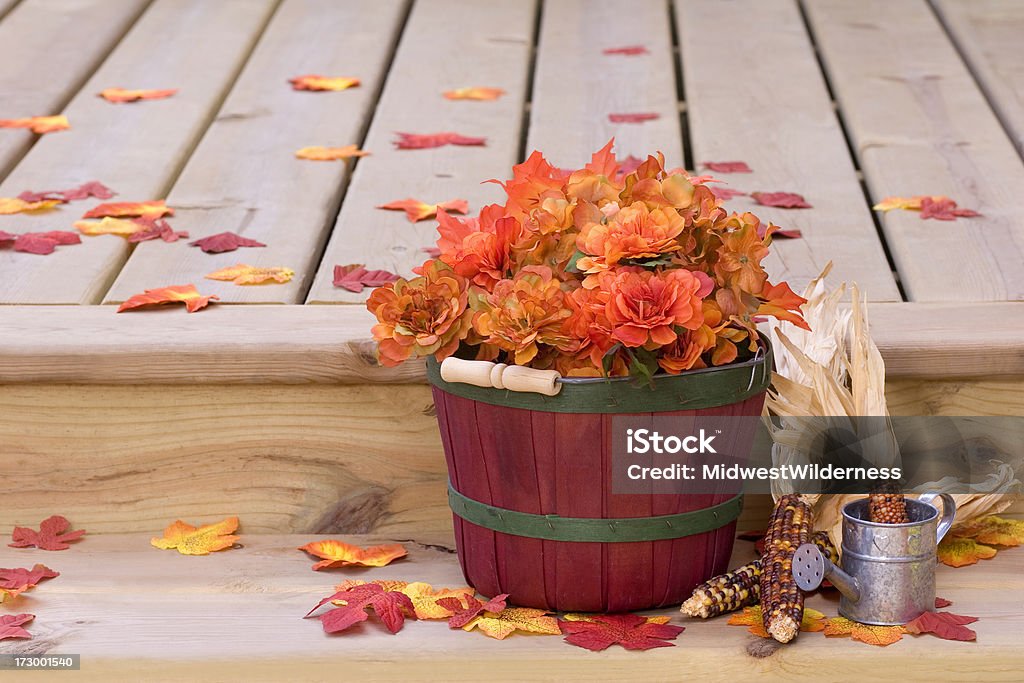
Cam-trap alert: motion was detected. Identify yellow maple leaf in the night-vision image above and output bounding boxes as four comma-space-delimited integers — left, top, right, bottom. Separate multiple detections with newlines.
74, 217, 147, 236
336, 580, 475, 620
872, 196, 923, 212
443, 87, 505, 101
205, 263, 294, 285
463, 607, 561, 640
937, 536, 998, 567
0, 197, 61, 214
289, 75, 361, 92
727, 605, 826, 638
151, 517, 239, 555
953, 516, 1024, 547
294, 145, 369, 161
823, 616, 904, 646
297, 540, 406, 570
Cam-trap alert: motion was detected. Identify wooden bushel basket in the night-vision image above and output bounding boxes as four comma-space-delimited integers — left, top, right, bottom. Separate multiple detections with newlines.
427, 341, 772, 612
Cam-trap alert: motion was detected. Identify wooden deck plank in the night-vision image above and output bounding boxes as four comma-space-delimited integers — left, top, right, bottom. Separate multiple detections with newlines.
526, 0, 683, 169
675, 0, 901, 301
304, 0, 536, 304
0, 0, 149, 180
0, 0, 278, 305
804, 0, 1024, 302
934, 0, 1024, 158
104, 0, 408, 305
0, 302, 1021, 384
1, 533, 1022, 681
0, 384, 452, 542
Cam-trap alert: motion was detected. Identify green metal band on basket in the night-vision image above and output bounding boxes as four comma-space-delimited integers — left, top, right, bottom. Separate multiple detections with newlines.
448, 484, 743, 543
426, 340, 771, 414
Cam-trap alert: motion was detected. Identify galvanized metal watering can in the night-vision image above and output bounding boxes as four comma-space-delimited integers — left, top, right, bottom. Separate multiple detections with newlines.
793, 493, 956, 626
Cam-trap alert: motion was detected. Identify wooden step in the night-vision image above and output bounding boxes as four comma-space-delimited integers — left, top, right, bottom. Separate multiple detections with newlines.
0, 533, 1020, 680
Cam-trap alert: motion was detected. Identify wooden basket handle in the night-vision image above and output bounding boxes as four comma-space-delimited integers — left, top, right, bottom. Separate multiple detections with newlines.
439, 357, 562, 396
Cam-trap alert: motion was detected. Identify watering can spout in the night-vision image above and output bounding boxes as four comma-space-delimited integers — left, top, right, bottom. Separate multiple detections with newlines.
794, 542, 861, 604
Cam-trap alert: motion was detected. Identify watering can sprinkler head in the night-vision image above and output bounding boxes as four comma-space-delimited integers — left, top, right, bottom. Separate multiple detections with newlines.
794, 542, 861, 603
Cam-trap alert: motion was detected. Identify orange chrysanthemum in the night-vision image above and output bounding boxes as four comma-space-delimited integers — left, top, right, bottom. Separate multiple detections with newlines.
436, 205, 523, 290
576, 201, 686, 278
658, 332, 711, 374
471, 266, 576, 365
367, 261, 472, 367
599, 268, 713, 348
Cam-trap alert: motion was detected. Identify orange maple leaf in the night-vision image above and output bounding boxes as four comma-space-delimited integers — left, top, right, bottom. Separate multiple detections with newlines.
289, 75, 360, 92
953, 516, 1024, 547
294, 145, 369, 161
99, 87, 178, 103
0, 115, 69, 134
297, 540, 407, 570
74, 217, 149, 236
150, 517, 239, 555
443, 87, 505, 101
0, 197, 60, 215
823, 616, 905, 646
336, 580, 473, 620
82, 200, 173, 219
937, 536, 998, 567
727, 605, 826, 638
205, 264, 294, 285
377, 198, 469, 223
117, 284, 219, 313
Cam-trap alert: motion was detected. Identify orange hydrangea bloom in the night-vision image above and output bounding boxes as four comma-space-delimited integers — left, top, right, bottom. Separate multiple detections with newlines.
599, 268, 713, 348
367, 261, 472, 367
470, 266, 576, 365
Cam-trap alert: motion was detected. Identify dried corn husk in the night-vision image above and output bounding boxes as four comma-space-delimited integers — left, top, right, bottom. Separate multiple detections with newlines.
763, 264, 1018, 545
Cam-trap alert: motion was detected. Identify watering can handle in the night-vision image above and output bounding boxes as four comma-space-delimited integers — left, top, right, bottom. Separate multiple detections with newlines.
918, 492, 957, 544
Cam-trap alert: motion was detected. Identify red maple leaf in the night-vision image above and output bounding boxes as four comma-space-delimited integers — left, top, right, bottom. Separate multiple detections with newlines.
919, 196, 981, 221
0, 564, 59, 590
188, 232, 266, 253
128, 219, 188, 243
333, 264, 400, 293
772, 229, 803, 239
608, 112, 660, 124
19, 181, 115, 203
903, 611, 978, 641
751, 191, 812, 208
559, 614, 685, 651
702, 161, 752, 173
935, 597, 953, 609
10, 515, 85, 551
307, 583, 415, 635
0, 614, 34, 641
435, 593, 508, 628
710, 186, 748, 201
393, 132, 487, 149
0, 230, 81, 255
421, 246, 441, 258
602, 45, 649, 56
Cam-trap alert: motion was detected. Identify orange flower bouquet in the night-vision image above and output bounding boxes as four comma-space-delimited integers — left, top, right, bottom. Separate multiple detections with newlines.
367, 141, 808, 379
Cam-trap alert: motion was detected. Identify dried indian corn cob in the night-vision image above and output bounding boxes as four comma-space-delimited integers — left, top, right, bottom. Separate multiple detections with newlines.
759, 494, 812, 643
681, 531, 836, 618
869, 486, 910, 524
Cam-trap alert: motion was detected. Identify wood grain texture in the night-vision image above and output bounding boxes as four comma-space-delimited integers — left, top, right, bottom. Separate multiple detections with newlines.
104, 0, 408, 305
1, 301, 1021, 384
0, 0, 149, 179
526, 0, 683, 169
934, 0, 1024, 157
0, 383, 453, 543
886, 378, 1024, 416
0, 0, 278, 305
675, 0, 900, 301
805, 0, 1024, 302
0, 533, 1022, 681
304, 0, 536, 304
